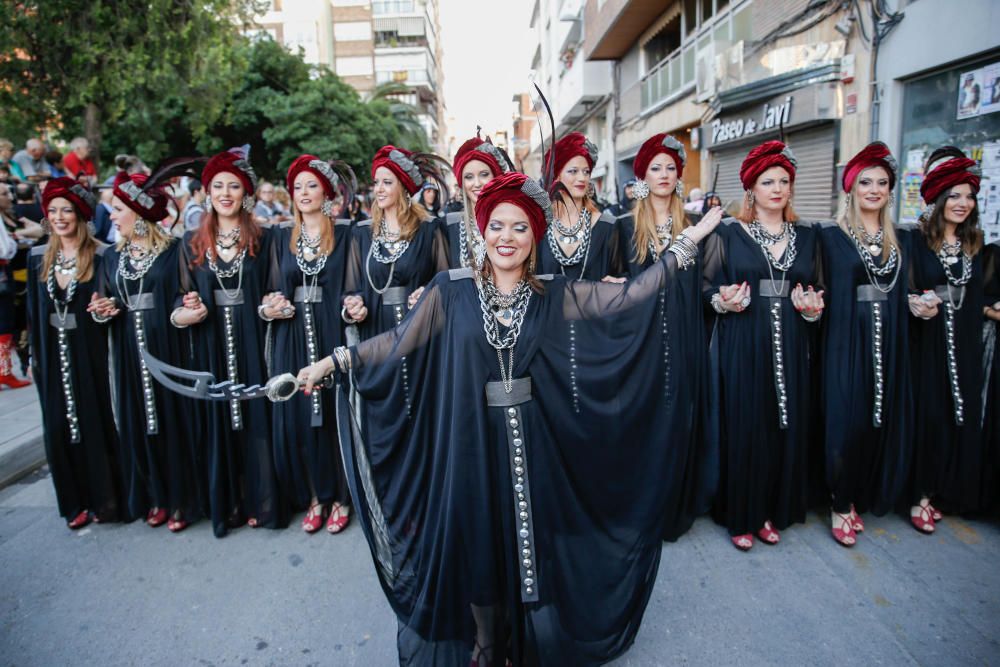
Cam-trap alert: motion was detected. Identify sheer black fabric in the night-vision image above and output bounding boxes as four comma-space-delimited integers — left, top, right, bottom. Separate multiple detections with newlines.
817, 223, 912, 515
100, 242, 204, 522
537, 209, 624, 280
182, 228, 286, 536
335, 251, 701, 666
267, 221, 351, 509
27, 245, 123, 522
981, 242, 1000, 512
906, 226, 992, 513
702, 219, 820, 536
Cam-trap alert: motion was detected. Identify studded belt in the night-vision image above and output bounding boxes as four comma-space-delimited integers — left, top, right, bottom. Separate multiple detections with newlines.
293, 285, 322, 303
381, 286, 409, 306
856, 285, 888, 302
49, 313, 77, 329
213, 289, 244, 306
127, 292, 156, 311
857, 284, 888, 427
758, 279, 789, 298
486, 377, 539, 603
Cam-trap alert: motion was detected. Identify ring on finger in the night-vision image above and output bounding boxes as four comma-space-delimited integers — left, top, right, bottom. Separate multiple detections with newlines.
740, 296, 751, 308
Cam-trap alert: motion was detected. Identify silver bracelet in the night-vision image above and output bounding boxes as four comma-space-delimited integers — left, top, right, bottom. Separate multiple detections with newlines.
801, 309, 822, 323
257, 303, 275, 322
668, 234, 698, 270
91, 310, 112, 324
332, 346, 351, 373
710, 292, 727, 314
169, 308, 189, 329
340, 305, 355, 323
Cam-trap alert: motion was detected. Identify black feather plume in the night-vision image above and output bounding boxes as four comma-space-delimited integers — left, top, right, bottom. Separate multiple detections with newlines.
410, 151, 454, 204
328, 159, 358, 218
143, 157, 208, 193
534, 83, 557, 189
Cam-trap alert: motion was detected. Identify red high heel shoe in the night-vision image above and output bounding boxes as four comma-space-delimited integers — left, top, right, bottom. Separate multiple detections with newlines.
927, 503, 943, 522
302, 505, 325, 533
831, 512, 856, 547
67, 510, 91, 530
757, 520, 780, 545
327, 504, 350, 534
0, 334, 30, 389
849, 504, 864, 533
731, 534, 753, 551
146, 508, 168, 527
910, 504, 935, 534
167, 515, 189, 533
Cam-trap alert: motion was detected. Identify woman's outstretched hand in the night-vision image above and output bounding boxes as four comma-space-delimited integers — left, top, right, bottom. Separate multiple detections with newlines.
681, 206, 723, 245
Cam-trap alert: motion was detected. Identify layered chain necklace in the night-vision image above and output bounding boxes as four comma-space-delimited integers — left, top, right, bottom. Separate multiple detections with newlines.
296, 224, 327, 276
547, 208, 592, 274
366, 222, 410, 294
206, 243, 246, 302
748, 219, 797, 272
478, 274, 532, 394
458, 217, 486, 269
118, 241, 159, 310
215, 226, 240, 254
848, 224, 900, 293
47, 252, 79, 326
648, 215, 674, 262
937, 239, 972, 310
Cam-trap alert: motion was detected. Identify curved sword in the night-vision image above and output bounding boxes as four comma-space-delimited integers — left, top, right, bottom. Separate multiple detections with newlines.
140, 348, 333, 403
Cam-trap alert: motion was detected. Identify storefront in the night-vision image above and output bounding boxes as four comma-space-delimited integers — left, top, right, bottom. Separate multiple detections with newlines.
897, 50, 1000, 240
700, 81, 841, 221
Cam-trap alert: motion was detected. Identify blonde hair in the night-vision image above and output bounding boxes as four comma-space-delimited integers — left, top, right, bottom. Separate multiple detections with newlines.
288, 208, 335, 256
371, 183, 429, 241
837, 186, 900, 261
40, 218, 98, 283
632, 194, 690, 264
115, 218, 174, 255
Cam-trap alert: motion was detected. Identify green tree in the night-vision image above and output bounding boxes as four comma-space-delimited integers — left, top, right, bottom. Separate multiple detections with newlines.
0, 0, 263, 167
366, 82, 429, 152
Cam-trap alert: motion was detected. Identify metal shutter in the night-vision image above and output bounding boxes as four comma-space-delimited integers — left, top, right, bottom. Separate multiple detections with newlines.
710, 122, 836, 221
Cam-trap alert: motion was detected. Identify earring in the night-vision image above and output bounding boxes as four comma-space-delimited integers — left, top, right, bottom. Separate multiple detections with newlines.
41, 218, 51, 235
844, 193, 852, 208
745, 190, 755, 206
404, 191, 412, 209
674, 180, 684, 199
86, 220, 97, 236
134, 219, 148, 237
888, 193, 895, 208
321, 198, 335, 218
205, 195, 213, 212
242, 195, 255, 213
632, 179, 650, 200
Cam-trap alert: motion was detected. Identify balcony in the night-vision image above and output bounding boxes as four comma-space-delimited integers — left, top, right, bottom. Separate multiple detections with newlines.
584, 0, 671, 61
549, 57, 613, 135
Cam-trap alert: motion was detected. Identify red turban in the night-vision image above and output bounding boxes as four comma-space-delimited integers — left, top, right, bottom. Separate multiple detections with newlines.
633, 133, 687, 180
920, 155, 981, 204
42, 177, 97, 220
112, 172, 170, 222
739, 140, 797, 190
474, 173, 550, 243
202, 145, 258, 195
371, 145, 422, 195
544, 132, 597, 178
286, 154, 338, 200
842, 142, 898, 192
453, 137, 507, 182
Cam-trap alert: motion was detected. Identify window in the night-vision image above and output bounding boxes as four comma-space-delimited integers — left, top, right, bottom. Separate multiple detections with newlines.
373, 0, 415, 14
337, 56, 375, 76
334, 21, 373, 41
643, 14, 681, 69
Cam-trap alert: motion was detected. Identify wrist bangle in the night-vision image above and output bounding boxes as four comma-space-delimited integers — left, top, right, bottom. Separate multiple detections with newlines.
332, 346, 351, 373
710, 292, 727, 315
91, 311, 112, 323
800, 309, 821, 322
257, 303, 274, 322
169, 308, 189, 329
341, 305, 355, 323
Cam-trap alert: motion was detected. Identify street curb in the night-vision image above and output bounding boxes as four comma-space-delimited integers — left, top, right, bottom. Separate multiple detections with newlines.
0, 434, 46, 490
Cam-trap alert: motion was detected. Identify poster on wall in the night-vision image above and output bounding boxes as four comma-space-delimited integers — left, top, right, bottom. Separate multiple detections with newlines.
981, 141, 1000, 243
957, 61, 1000, 120
899, 148, 925, 224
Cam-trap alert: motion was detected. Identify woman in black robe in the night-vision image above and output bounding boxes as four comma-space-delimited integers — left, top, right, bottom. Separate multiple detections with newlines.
537, 132, 623, 280
703, 140, 824, 551
617, 133, 710, 539
89, 171, 203, 531
906, 147, 995, 529
179, 147, 286, 537
28, 178, 121, 528
299, 172, 722, 667
981, 241, 1000, 513
818, 143, 912, 547
439, 134, 512, 270
266, 155, 353, 533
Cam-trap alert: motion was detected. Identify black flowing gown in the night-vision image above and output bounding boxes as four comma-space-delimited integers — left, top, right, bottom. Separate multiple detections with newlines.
618, 211, 712, 539
268, 221, 351, 509
906, 227, 994, 513
183, 228, 286, 536
702, 219, 820, 536
818, 223, 912, 516
981, 241, 1000, 512
101, 242, 204, 523
336, 250, 703, 666
27, 245, 123, 522
537, 209, 624, 280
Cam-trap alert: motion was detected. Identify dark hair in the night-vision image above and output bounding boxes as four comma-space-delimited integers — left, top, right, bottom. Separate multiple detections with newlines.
46, 150, 63, 164
920, 186, 983, 256
14, 182, 35, 201
186, 179, 203, 196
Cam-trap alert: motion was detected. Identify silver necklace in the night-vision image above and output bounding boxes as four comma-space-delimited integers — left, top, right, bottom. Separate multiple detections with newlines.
296, 225, 328, 277
554, 208, 587, 244
117, 246, 159, 311
939, 239, 962, 266
46, 263, 78, 326
458, 217, 485, 269
206, 247, 246, 301
860, 225, 883, 256
847, 226, 900, 293
748, 219, 797, 272
54, 249, 77, 276
366, 222, 410, 295
477, 275, 532, 394
649, 214, 674, 261
215, 226, 240, 252
546, 208, 592, 274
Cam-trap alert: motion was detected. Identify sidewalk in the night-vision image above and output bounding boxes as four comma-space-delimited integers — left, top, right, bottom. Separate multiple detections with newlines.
0, 366, 44, 489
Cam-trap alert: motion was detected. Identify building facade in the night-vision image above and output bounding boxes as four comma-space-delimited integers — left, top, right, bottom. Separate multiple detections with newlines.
581, 0, 999, 227
251, 0, 447, 155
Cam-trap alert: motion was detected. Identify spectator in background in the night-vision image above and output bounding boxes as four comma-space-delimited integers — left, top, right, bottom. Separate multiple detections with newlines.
252, 180, 288, 224
14, 183, 43, 224
46, 150, 66, 178
0, 139, 25, 182
11, 139, 51, 182
273, 185, 292, 217
610, 178, 636, 217
701, 191, 722, 216
102, 154, 148, 186
684, 187, 704, 213
92, 187, 115, 244
182, 179, 206, 231
418, 182, 442, 217
0, 162, 13, 186
63, 137, 98, 185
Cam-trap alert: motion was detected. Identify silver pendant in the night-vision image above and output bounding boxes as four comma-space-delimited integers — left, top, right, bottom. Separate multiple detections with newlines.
868, 244, 880, 256
944, 255, 959, 265
559, 235, 579, 245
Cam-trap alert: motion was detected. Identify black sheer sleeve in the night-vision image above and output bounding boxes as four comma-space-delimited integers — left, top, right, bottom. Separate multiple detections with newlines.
702, 223, 727, 306
562, 251, 681, 320
175, 236, 196, 310
349, 274, 448, 370
431, 224, 450, 274
343, 228, 363, 301
983, 242, 1000, 304
607, 216, 626, 277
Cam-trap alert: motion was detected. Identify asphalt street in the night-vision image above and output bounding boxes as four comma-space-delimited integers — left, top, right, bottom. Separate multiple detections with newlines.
2, 466, 998, 667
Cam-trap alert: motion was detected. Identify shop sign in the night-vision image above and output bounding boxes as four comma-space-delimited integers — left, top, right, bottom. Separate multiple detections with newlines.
711, 96, 793, 145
